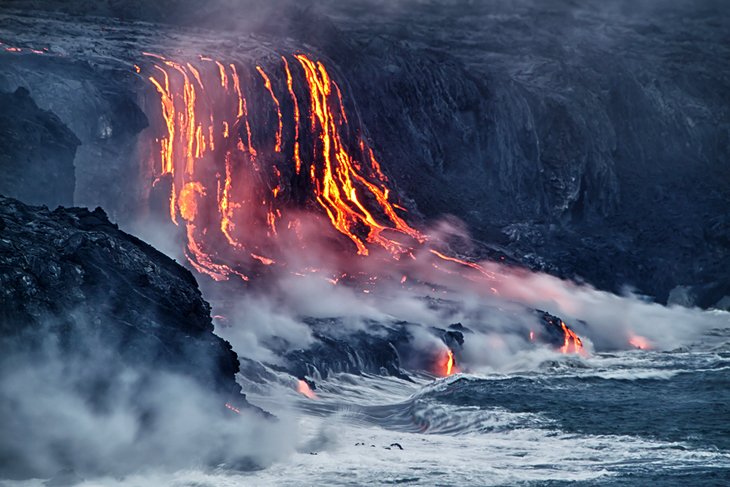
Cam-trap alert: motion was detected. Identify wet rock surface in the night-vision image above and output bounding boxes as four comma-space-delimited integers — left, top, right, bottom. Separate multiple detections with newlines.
257, 310, 572, 383
278, 319, 413, 381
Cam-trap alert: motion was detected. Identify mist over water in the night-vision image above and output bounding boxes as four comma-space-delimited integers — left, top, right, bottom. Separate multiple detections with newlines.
0, 319, 295, 480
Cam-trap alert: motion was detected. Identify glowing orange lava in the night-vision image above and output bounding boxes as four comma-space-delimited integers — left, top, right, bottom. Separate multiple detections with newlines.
297, 380, 317, 399
294, 53, 425, 257
224, 402, 241, 414
559, 321, 585, 355
143, 52, 426, 279
439, 348, 458, 377
256, 65, 283, 152
429, 249, 497, 280
282, 56, 302, 174
139, 50, 590, 359
629, 334, 651, 350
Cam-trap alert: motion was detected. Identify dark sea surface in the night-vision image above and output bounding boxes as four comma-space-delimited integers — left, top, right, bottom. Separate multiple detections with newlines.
419, 349, 730, 485
10, 345, 728, 486
256, 346, 730, 485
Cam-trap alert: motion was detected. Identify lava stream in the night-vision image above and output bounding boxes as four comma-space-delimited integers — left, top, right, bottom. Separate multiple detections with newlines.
139, 50, 587, 356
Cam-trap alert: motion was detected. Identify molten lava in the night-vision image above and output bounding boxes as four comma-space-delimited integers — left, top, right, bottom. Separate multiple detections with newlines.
629, 334, 651, 350
139, 50, 590, 359
224, 402, 241, 414
559, 321, 585, 355
438, 348, 458, 377
142, 52, 426, 281
297, 380, 317, 399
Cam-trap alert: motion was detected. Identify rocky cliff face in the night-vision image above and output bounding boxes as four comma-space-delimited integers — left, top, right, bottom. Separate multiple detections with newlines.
0, 195, 242, 397
0, 195, 262, 478
0, 0, 727, 306
0, 87, 78, 207
318, 0, 730, 304
0, 41, 148, 222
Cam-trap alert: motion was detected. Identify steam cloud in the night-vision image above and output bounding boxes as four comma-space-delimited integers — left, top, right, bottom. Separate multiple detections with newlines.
0, 317, 294, 480
208, 215, 730, 377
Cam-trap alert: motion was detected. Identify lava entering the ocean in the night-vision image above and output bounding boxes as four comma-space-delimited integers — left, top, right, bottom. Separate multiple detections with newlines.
629, 334, 651, 350
297, 379, 317, 399
559, 321, 585, 355
138, 50, 588, 357
441, 348, 459, 376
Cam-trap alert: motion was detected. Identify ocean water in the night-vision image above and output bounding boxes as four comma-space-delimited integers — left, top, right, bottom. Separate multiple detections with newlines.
239, 348, 730, 486
7, 346, 729, 486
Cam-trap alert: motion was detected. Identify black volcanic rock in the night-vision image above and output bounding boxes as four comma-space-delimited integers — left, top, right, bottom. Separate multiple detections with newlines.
0, 195, 242, 398
1, 1, 728, 305
279, 319, 412, 381
0, 48, 148, 221
0, 195, 270, 478
316, 0, 730, 303
0, 87, 79, 207
264, 310, 576, 383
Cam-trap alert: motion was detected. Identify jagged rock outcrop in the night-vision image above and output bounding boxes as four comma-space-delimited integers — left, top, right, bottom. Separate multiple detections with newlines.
0, 195, 267, 478
0, 195, 242, 398
0, 87, 78, 207
0, 194, 297, 481
279, 319, 412, 381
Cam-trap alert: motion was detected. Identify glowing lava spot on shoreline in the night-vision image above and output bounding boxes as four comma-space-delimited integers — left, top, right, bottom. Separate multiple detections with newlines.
438, 348, 458, 377
629, 334, 651, 350
297, 380, 317, 399
559, 321, 586, 355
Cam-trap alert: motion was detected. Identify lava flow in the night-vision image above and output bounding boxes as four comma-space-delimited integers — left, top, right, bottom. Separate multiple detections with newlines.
139, 50, 587, 356
142, 52, 426, 282
297, 379, 317, 399
629, 334, 651, 350
559, 321, 585, 355
438, 348, 459, 377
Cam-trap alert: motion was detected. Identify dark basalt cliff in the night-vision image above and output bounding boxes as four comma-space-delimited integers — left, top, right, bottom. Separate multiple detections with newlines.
0, 49, 148, 222
0, 194, 270, 478
0, 195, 242, 399
1, 0, 728, 307
0, 87, 78, 208
316, 0, 730, 306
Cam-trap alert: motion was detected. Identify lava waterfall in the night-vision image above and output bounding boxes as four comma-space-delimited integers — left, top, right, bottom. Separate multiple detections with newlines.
142, 52, 425, 282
